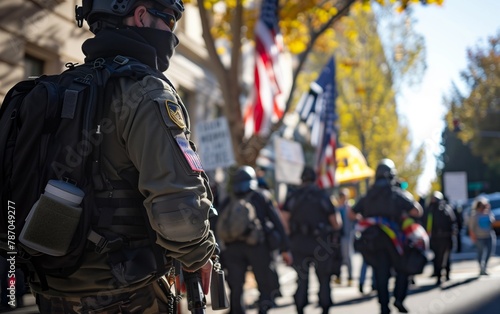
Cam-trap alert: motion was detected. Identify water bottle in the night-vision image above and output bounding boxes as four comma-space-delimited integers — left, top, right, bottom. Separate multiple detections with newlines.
19, 180, 84, 256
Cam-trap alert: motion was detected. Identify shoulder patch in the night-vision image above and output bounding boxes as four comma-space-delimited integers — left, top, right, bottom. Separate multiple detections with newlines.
166, 100, 186, 129
175, 136, 204, 172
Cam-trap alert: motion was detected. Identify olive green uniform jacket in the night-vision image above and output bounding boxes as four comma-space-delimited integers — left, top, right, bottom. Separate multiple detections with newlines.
31, 29, 216, 297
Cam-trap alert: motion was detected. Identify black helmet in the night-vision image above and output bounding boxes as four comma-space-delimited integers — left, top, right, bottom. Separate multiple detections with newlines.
301, 166, 316, 183
375, 158, 397, 180
232, 166, 258, 194
76, 0, 184, 33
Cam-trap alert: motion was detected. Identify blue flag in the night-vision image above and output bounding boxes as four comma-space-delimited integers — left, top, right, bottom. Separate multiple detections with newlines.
295, 57, 338, 188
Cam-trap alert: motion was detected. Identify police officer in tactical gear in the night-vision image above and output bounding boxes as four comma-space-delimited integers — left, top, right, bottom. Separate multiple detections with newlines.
282, 166, 342, 314
32, 1, 217, 313
219, 166, 292, 314
352, 159, 422, 314
424, 191, 457, 285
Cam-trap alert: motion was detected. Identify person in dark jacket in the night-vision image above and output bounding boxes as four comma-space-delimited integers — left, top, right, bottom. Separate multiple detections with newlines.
335, 188, 355, 286
218, 166, 292, 314
282, 166, 342, 314
351, 159, 422, 314
423, 191, 457, 285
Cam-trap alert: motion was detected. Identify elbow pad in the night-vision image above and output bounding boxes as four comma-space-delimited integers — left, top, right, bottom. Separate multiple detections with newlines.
151, 198, 210, 242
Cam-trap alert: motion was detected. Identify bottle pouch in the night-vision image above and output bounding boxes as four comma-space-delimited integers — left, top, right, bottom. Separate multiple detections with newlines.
19, 180, 84, 256
19, 194, 82, 256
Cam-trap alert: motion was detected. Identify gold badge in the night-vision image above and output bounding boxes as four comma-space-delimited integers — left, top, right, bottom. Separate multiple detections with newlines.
166, 100, 186, 129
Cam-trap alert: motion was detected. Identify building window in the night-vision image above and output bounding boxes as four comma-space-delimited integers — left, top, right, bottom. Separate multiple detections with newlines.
24, 54, 45, 77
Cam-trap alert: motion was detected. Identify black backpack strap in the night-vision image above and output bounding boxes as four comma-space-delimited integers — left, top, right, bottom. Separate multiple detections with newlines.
76, 55, 169, 276
61, 79, 90, 120
89, 55, 157, 191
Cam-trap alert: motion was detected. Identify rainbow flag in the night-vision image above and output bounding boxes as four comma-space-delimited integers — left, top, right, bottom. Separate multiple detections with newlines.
355, 217, 429, 255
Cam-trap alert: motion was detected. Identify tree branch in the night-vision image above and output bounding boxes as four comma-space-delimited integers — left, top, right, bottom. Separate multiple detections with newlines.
196, 0, 228, 86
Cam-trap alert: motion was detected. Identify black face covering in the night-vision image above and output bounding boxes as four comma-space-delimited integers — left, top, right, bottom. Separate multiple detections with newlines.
82, 27, 179, 72
129, 27, 179, 72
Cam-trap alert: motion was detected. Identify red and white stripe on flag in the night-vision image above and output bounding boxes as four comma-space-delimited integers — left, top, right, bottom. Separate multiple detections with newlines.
244, 0, 287, 138
316, 134, 337, 189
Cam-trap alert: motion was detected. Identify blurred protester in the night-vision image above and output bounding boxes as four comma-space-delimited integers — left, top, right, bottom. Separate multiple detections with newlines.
282, 166, 342, 314
469, 196, 497, 276
217, 166, 292, 314
351, 159, 422, 314
334, 188, 355, 286
423, 191, 457, 285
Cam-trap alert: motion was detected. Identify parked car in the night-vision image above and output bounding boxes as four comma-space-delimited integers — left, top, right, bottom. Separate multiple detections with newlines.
463, 192, 500, 235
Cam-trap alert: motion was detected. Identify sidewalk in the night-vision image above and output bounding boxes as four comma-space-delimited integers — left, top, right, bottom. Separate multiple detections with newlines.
238, 250, 500, 314
228, 231, 499, 314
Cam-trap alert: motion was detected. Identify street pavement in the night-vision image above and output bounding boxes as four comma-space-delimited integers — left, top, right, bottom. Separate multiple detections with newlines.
6, 234, 500, 314
215, 234, 500, 314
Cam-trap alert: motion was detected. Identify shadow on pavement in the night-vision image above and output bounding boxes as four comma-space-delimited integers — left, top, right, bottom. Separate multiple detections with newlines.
332, 291, 378, 306
406, 281, 439, 295
441, 276, 479, 290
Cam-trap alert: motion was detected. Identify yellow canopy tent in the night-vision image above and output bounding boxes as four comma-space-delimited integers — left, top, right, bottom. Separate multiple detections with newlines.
335, 144, 374, 184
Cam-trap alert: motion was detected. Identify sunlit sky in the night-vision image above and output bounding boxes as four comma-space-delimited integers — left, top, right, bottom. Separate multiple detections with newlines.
396, 0, 500, 195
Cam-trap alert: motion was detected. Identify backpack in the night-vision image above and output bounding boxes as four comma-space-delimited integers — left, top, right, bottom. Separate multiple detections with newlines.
287, 185, 342, 274
362, 186, 402, 221
0, 55, 165, 288
216, 192, 264, 245
287, 185, 333, 235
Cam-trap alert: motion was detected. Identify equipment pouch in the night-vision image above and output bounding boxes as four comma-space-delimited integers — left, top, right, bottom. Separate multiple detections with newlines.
210, 259, 229, 310
109, 246, 157, 286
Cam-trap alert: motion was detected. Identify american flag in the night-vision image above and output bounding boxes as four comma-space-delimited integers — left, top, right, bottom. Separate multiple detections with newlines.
296, 57, 338, 188
244, 0, 287, 137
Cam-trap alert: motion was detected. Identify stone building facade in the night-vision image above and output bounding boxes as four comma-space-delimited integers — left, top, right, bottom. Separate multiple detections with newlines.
0, 0, 222, 129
